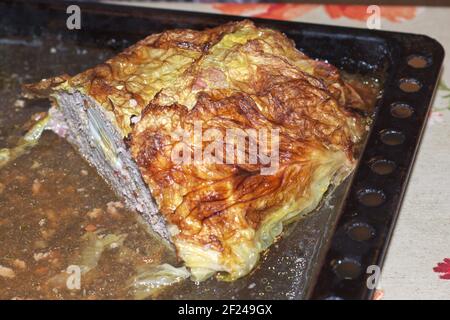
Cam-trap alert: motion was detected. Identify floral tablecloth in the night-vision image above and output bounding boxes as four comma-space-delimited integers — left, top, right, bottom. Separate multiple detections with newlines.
106, 1, 450, 300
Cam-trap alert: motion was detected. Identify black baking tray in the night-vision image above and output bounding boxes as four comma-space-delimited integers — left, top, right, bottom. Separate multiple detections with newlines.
0, 0, 444, 300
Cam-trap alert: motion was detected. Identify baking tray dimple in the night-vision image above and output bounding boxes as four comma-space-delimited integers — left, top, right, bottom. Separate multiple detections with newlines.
0, 0, 444, 300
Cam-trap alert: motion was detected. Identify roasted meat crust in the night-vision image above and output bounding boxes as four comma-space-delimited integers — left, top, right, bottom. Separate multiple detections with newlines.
128, 21, 369, 280
24, 20, 374, 281
132, 89, 349, 240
